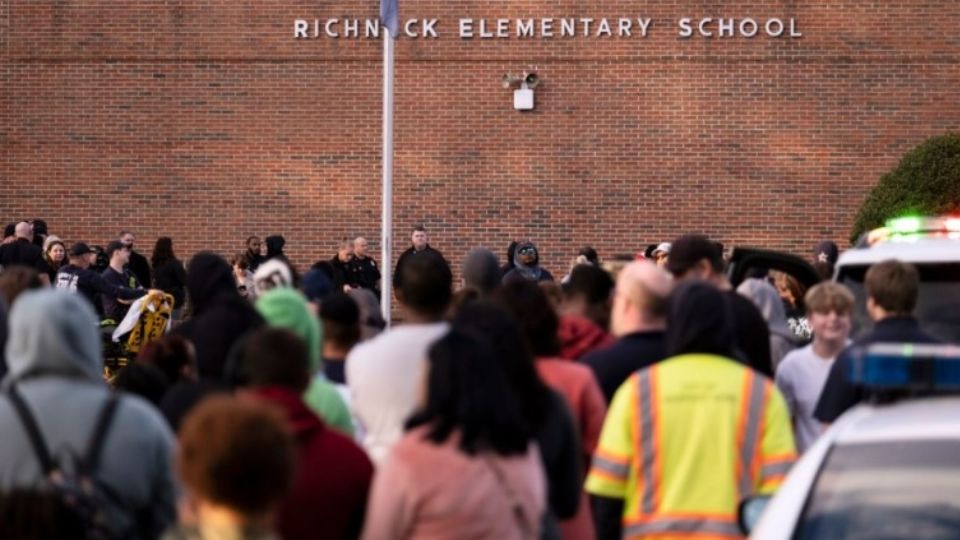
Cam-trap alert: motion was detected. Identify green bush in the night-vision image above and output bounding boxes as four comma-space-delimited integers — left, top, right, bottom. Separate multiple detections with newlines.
851, 133, 960, 243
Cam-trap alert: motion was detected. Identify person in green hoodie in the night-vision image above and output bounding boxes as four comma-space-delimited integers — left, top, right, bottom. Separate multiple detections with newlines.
255, 288, 354, 437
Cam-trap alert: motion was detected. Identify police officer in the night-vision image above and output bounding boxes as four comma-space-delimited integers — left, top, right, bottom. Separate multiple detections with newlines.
349, 236, 381, 299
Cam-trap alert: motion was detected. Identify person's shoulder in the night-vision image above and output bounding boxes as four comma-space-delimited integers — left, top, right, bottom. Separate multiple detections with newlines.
115, 393, 175, 441
778, 344, 813, 369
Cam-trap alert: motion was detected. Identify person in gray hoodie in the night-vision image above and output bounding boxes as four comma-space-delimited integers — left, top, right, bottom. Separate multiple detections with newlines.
737, 277, 800, 371
0, 289, 176, 539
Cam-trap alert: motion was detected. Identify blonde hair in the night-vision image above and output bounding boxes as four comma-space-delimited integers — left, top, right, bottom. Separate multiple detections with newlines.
804, 282, 855, 315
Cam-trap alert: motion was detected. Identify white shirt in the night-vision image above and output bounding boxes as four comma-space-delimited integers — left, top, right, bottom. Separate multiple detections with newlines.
775, 343, 843, 453
346, 322, 449, 464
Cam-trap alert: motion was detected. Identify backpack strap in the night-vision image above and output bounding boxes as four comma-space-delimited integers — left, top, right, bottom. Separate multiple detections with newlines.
7, 385, 56, 475
83, 394, 120, 475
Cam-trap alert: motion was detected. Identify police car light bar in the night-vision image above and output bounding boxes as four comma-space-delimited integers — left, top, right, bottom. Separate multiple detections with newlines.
866, 215, 960, 246
852, 343, 960, 391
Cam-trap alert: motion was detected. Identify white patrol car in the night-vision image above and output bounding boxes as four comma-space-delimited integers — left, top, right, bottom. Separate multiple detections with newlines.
741, 343, 960, 539
834, 216, 960, 344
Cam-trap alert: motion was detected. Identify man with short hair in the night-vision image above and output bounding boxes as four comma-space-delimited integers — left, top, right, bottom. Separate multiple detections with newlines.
0, 222, 44, 281
101, 240, 146, 322
582, 262, 670, 402
243, 236, 265, 273
329, 240, 355, 292
392, 225, 446, 290
119, 231, 151, 290
776, 282, 854, 452
556, 264, 615, 360
667, 234, 774, 377
241, 327, 374, 540
461, 248, 500, 297
349, 236, 381, 298
814, 259, 939, 424
348, 253, 452, 463
56, 242, 149, 318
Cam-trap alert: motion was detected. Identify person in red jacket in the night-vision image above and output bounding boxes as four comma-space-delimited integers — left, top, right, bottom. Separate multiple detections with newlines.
240, 327, 374, 540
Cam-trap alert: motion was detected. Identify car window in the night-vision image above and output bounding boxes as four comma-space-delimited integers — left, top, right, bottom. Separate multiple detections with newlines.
795, 440, 960, 540
836, 263, 960, 344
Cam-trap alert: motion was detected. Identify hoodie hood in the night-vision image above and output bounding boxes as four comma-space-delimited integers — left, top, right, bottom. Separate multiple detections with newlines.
3, 289, 102, 386
557, 314, 614, 360
265, 235, 286, 258
256, 288, 323, 372
737, 278, 794, 340
186, 252, 238, 316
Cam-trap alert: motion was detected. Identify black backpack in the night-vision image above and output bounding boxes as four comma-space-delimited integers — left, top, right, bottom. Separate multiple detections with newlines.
7, 386, 120, 540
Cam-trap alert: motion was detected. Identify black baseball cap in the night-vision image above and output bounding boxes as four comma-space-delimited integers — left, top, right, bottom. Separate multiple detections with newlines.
68, 242, 94, 257
105, 240, 128, 258
666, 234, 723, 276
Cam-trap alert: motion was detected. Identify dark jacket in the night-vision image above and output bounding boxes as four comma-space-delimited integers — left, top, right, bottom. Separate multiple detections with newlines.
582, 330, 667, 402
726, 291, 774, 378
393, 245, 446, 289
55, 264, 145, 318
0, 239, 43, 270
127, 250, 151, 292
814, 316, 940, 423
329, 255, 354, 291
153, 258, 187, 308
243, 249, 266, 273
101, 266, 144, 322
251, 386, 374, 540
171, 253, 264, 379
349, 256, 381, 293
537, 389, 582, 539
36, 257, 64, 283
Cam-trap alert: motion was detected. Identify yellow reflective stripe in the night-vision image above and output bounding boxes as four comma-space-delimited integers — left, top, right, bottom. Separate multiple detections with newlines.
624, 517, 741, 538
738, 372, 766, 497
637, 368, 657, 515
591, 454, 630, 481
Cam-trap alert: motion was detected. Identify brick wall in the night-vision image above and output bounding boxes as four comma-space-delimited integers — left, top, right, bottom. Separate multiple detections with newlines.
2, 0, 960, 279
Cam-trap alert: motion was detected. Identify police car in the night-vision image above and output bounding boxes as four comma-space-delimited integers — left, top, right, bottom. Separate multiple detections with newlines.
741, 343, 960, 539
727, 215, 960, 344
834, 216, 960, 343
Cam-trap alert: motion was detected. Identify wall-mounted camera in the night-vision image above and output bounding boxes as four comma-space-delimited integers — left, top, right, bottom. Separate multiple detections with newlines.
502, 71, 540, 111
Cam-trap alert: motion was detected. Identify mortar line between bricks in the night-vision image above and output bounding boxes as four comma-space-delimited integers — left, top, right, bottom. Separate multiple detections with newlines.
4, 56, 960, 65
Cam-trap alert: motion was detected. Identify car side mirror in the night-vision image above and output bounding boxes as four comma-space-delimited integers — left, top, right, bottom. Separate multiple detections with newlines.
738, 495, 772, 535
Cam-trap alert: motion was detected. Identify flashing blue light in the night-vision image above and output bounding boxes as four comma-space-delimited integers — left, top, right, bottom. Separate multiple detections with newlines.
851, 344, 960, 391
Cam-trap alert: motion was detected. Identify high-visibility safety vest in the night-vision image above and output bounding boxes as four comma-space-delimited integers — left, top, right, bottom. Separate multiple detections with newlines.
585, 354, 796, 539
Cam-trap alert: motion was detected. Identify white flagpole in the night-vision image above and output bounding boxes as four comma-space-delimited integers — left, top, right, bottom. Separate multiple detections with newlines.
380, 27, 395, 327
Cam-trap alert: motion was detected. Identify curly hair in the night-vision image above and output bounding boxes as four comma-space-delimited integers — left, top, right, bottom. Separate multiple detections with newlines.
177, 396, 296, 516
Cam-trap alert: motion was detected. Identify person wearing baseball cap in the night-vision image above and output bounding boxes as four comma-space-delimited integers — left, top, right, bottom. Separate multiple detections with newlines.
651, 242, 672, 268
665, 234, 774, 377
55, 241, 153, 319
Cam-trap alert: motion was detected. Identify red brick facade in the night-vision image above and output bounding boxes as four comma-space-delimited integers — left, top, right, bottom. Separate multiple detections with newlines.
3, 1, 959, 276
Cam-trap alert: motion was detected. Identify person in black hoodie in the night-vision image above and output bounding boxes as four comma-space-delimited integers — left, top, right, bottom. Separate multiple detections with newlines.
171, 252, 264, 379
163, 253, 264, 430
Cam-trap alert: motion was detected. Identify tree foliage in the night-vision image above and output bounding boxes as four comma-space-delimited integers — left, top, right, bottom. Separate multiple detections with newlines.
851, 133, 960, 243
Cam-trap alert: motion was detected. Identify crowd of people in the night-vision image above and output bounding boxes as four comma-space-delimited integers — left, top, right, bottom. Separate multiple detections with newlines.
0, 219, 940, 540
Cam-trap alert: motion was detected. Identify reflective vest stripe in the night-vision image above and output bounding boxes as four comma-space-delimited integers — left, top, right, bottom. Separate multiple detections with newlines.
761, 458, 795, 479
737, 372, 767, 498
637, 368, 659, 515
592, 455, 630, 481
623, 517, 742, 538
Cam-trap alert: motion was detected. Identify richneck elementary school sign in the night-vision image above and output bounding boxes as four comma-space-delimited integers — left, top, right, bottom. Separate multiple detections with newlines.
294, 16, 803, 40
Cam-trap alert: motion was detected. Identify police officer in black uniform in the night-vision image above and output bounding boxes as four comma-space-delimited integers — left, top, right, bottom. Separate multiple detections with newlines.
349, 236, 381, 300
